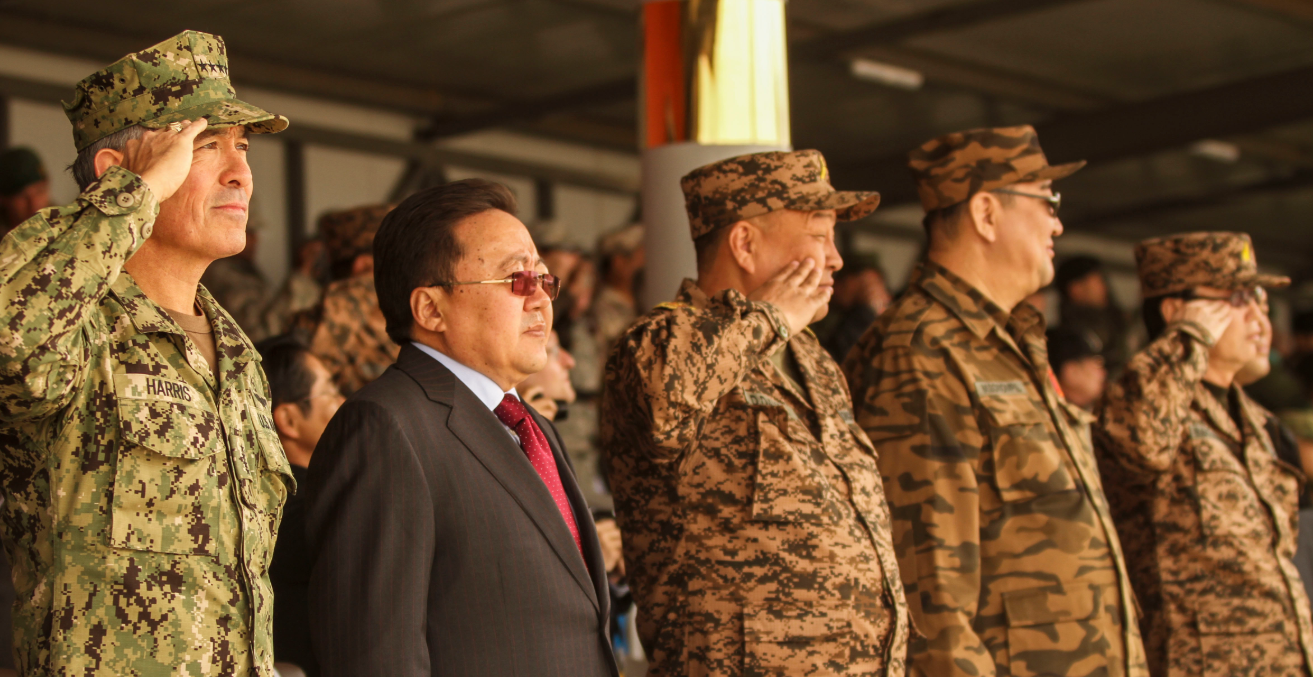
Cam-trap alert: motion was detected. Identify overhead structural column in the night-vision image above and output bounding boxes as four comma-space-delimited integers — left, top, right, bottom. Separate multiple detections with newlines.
639, 0, 792, 308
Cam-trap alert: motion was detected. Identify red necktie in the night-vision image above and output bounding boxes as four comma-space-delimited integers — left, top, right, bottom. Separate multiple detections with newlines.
494, 394, 583, 556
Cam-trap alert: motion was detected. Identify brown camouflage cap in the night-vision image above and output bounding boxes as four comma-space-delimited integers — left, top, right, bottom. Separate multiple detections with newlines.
908, 125, 1084, 212
1135, 231, 1290, 298
63, 30, 288, 151
319, 204, 396, 268
680, 150, 880, 240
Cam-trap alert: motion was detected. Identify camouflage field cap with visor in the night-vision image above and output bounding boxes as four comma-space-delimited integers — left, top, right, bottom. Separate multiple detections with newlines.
63, 30, 289, 151
320, 204, 396, 268
908, 125, 1084, 213
1135, 231, 1290, 299
680, 150, 881, 240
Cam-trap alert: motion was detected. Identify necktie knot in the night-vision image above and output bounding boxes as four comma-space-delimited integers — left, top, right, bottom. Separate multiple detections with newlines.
494, 393, 529, 429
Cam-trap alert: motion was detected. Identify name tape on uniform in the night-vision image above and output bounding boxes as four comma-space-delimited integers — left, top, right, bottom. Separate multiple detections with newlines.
115, 374, 206, 408
975, 380, 1028, 397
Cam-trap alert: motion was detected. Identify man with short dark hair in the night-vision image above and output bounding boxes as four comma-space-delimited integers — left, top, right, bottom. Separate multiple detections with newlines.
843, 126, 1146, 677
0, 147, 50, 236
306, 179, 617, 677
1048, 326, 1107, 410
1056, 255, 1133, 374
1097, 232, 1313, 676
602, 150, 909, 676
0, 31, 293, 674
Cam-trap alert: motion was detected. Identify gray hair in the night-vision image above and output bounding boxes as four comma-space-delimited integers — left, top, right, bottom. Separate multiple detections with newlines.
69, 125, 145, 190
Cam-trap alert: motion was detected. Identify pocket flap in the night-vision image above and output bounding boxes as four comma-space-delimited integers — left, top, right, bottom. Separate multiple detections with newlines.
744, 601, 853, 641
116, 375, 222, 460
1003, 585, 1100, 628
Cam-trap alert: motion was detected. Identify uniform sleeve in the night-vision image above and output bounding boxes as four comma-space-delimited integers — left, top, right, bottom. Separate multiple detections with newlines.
848, 343, 994, 677
614, 296, 790, 463
0, 167, 159, 423
1096, 321, 1211, 476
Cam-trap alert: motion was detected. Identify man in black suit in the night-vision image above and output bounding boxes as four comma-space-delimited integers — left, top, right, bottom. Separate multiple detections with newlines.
305, 179, 618, 677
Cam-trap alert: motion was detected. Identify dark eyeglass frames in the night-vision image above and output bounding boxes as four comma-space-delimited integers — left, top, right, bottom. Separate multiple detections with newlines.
992, 188, 1062, 217
1161, 287, 1264, 308
433, 270, 561, 300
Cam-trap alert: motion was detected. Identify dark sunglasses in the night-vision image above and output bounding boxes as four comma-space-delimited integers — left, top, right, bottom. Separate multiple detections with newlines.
436, 271, 561, 300
1162, 287, 1263, 308
992, 188, 1061, 217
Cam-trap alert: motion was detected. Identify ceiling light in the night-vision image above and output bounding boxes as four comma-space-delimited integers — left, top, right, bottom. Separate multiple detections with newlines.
849, 57, 924, 91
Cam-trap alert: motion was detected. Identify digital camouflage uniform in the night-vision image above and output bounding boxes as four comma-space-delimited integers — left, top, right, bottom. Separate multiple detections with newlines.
842, 126, 1145, 677
601, 150, 909, 677
1096, 232, 1313, 677
0, 31, 293, 675
306, 204, 395, 395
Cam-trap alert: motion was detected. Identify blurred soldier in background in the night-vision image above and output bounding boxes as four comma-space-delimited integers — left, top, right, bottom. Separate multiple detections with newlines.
261, 237, 326, 339
0, 147, 51, 237
1055, 255, 1134, 375
815, 251, 890, 362
202, 213, 271, 338
844, 126, 1146, 677
0, 31, 293, 674
1048, 326, 1108, 410
603, 150, 909, 676
1097, 232, 1313, 677
307, 204, 397, 395
592, 223, 644, 358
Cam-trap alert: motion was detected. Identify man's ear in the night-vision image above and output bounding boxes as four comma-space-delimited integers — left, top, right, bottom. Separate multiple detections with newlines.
93, 147, 125, 181
967, 192, 1002, 244
410, 285, 448, 334
272, 402, 303, 441
725, 220, 758, 276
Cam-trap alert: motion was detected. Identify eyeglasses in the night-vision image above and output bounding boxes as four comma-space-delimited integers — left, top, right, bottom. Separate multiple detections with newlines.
434, 270, 561, 300
992, 188, 1062, 217
1163, 287, 1264, 308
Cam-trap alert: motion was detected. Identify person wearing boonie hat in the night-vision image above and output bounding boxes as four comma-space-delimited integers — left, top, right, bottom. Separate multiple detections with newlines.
1095, 231, 1313, 677
842, 125, 1148, 677
600, 150, 911, 676
0, 30, 294, 675
0, 147, 51, 235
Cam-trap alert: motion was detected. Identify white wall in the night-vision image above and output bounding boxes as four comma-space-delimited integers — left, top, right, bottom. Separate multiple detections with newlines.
7, 98, 79, 206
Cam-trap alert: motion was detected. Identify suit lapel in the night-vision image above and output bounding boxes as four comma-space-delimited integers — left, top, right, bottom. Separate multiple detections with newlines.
395, 345, 600, 611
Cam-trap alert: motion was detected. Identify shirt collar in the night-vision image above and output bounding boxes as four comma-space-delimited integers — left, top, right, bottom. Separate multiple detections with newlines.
411, 342, 518, 412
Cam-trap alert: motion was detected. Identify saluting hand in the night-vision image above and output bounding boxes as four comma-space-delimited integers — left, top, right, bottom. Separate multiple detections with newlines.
120, 118, 209, 202
1175, 299, 1234, 346
748, 258, 832, 339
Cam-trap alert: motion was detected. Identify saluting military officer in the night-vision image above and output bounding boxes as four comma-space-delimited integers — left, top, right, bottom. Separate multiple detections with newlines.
0, 32, 294, 675
601, 150, 910, 677
842, 126, 1146, 677
1096, 232, 1313, 677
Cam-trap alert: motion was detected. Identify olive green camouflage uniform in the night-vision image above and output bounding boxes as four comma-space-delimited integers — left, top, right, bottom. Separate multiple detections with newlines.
842, 127, 1145, 677
1096, 232, 1313, 677
601, 150, 908, 677
0, 31, 293, 675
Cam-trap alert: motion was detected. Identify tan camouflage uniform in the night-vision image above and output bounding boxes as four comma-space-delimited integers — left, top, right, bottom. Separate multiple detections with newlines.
1096, 232, 1313, 677
0, 32, 293, 676
842, 127, 1145, 677
602, 150, 909, 677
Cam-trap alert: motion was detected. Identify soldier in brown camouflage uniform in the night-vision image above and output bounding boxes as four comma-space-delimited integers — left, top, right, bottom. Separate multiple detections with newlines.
306, 204, 397, 395
1096, 232, 1313, 677
843, 126, 1146, 677
601, 150, 909, 676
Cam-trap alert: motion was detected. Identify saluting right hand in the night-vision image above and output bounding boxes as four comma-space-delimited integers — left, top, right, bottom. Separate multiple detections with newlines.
1175, 299, 1234, 345
748, 258, 832, 340
120, 118, 209, 202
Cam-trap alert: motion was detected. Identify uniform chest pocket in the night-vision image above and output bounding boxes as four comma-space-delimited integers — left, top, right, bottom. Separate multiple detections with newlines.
987, 408, 1078, 503
1189, 433, 1272, 542
233, 402, 296, 572
113, 396, 224, 556
751, 406, 840, 524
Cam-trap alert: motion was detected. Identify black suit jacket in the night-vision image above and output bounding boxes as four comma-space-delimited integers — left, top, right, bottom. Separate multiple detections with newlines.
305, 344, 618, 677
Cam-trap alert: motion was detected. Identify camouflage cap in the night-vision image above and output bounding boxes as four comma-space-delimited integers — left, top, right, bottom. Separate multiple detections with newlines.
319, 204, 396, 268
598, 223, 644, 257
1135, 231, 1290, 298
680, 150, 880, 240
63, 30, 288, 151
908, 125, 1084, 213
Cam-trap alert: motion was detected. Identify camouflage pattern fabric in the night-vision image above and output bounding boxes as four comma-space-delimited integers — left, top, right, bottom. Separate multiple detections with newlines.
318, 204, 393, 273
1135, 231, 1290, 299
680, 150, 880, 239
0, 166, 295, 675
62, 30, 287, 151
601, 279, 910, 677
201, 256, 271, 341
308, 274, 397, 396
1096, 323, 1313, 677
841, 261, 1146, 677
258, 271, 322, 340
591, 284, 637, 360
907, 125, 1084, 212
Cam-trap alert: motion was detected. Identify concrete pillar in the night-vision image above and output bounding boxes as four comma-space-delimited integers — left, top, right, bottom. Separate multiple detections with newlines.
639, 0, 792, 308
